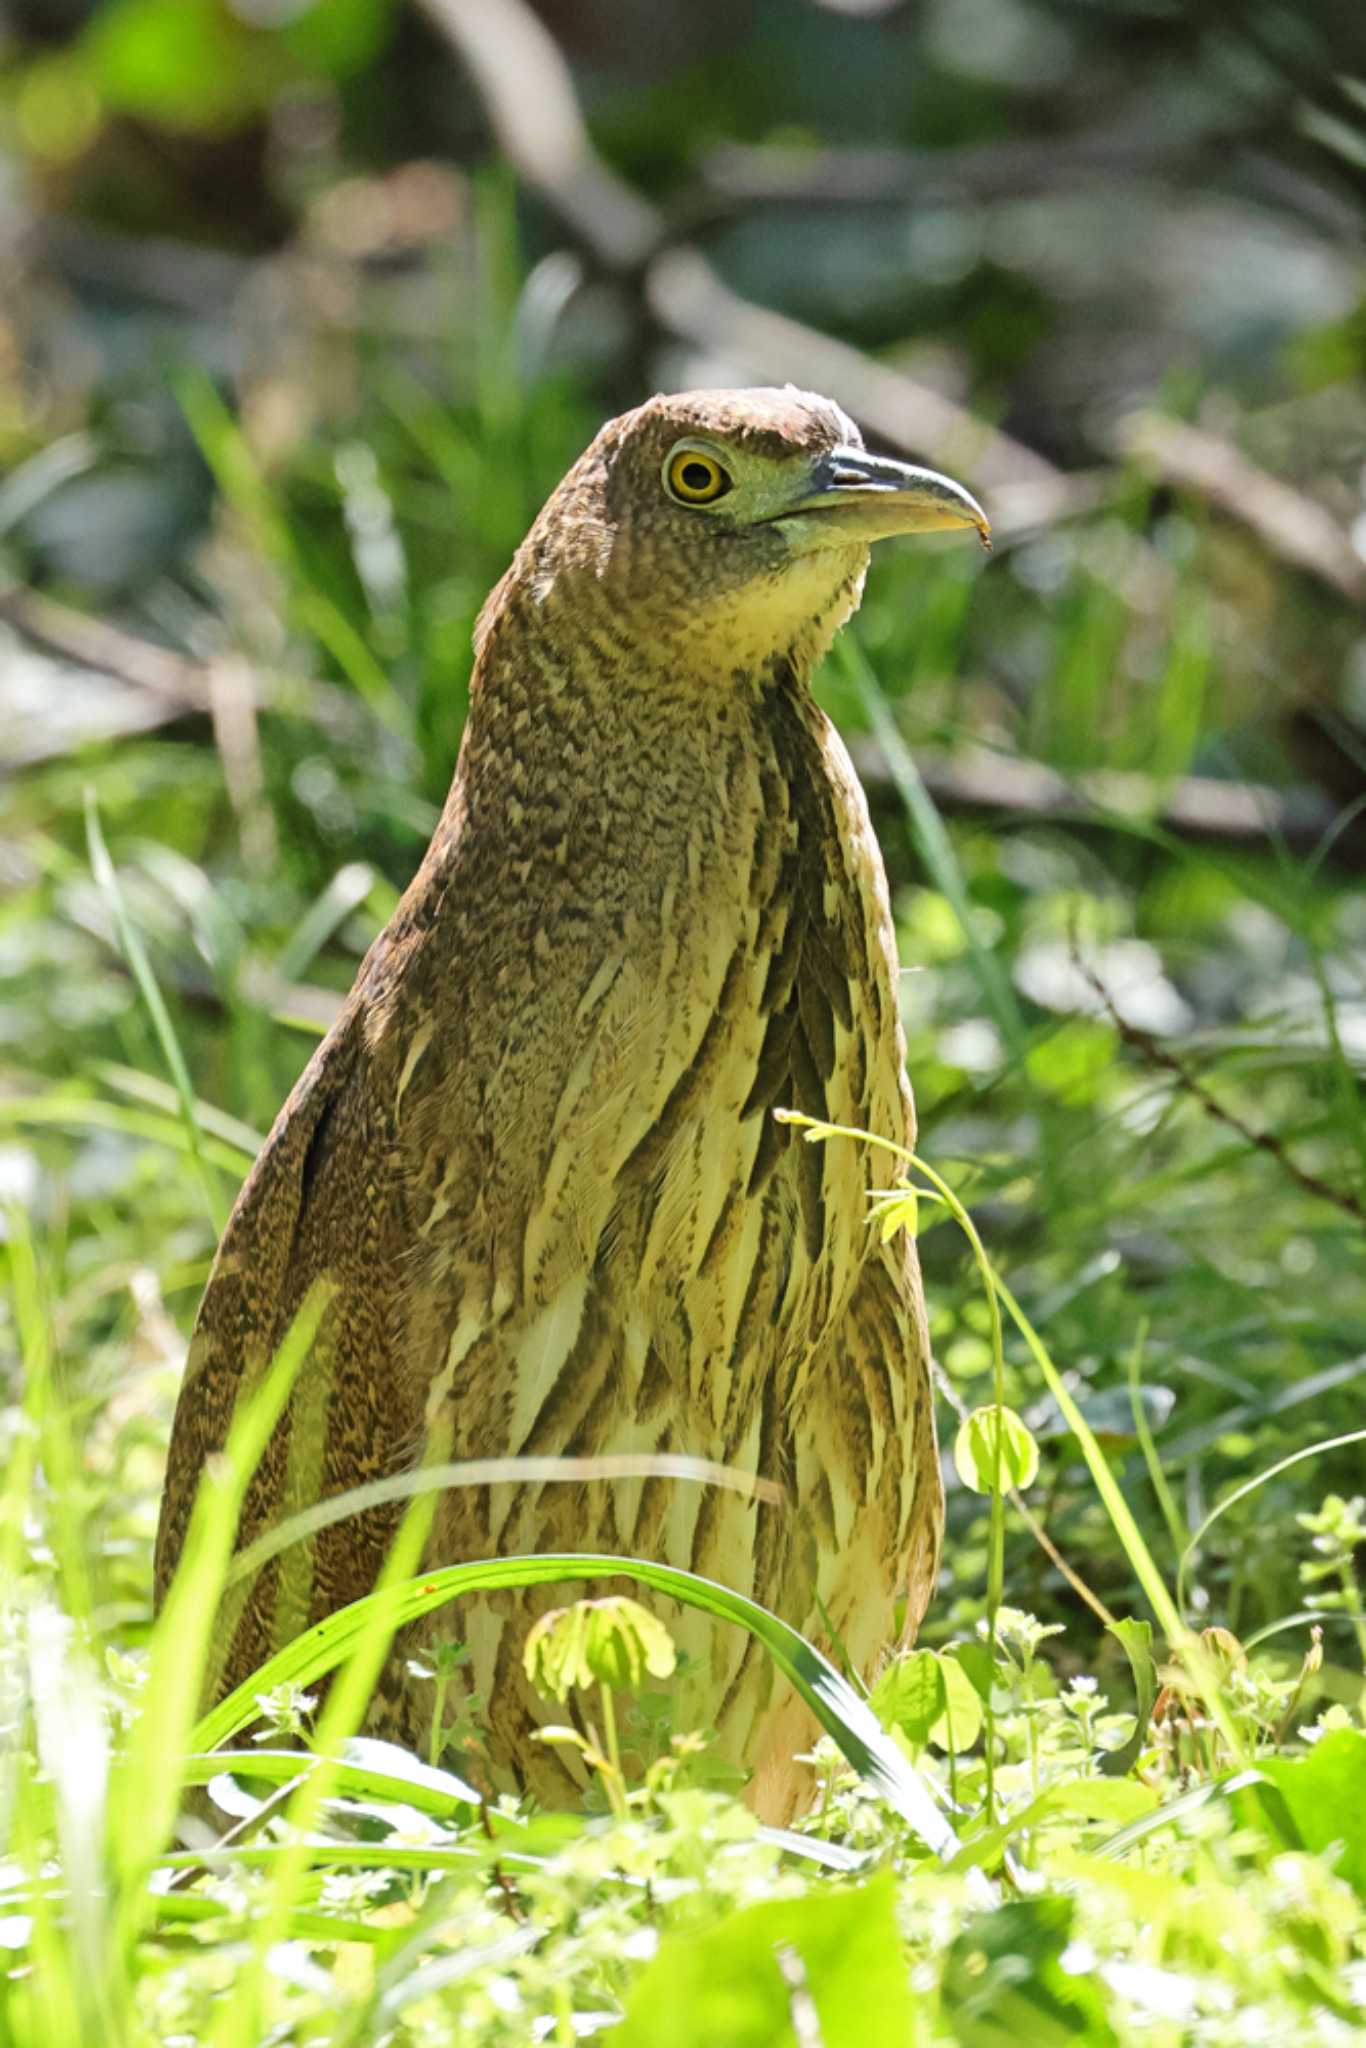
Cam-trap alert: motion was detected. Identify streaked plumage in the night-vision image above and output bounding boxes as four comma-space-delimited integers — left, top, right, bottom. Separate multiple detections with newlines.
155, 386, 987, 1818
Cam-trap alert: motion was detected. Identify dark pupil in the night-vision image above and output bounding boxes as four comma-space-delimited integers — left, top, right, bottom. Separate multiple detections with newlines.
680, 461, 714, 494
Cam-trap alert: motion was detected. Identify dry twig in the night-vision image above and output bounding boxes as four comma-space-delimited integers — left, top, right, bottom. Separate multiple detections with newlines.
1082, 960, 1366, 1228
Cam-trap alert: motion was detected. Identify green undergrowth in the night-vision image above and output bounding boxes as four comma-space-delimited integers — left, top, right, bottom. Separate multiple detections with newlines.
4, 223, 1366, 2041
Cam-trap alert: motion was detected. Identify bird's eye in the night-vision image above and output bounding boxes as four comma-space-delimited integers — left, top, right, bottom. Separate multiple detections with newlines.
664, 448, 732, 505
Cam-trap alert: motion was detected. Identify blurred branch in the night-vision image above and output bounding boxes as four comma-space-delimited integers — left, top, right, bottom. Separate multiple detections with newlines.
851, 741, 1348, 857
699, 123, 1244, 208
1116, 412, 1366, 608
416, 0, 657, 266
0, 584, 210, 709
0, 583, 364, 770
44, 218, 252, 314
699, 127, 1364, 241
207, 652, 276, 875
1081, 959, 1366, 1228
0, 586, 272, 865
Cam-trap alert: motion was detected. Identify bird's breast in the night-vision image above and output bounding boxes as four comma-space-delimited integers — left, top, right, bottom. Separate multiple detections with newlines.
397, 675, 911, 1481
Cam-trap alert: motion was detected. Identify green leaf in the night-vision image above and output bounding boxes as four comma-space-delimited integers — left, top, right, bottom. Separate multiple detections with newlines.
1237, 1728, 1366, 1899
844, 637, 1024, 1055
1037, 1777, 1156, 1822
875, 1188, 919, 1240
79, 0, 396, 136
109, 1288, 329, 1946
949, 1639, 996, 1706
85, 792, 226, 1229
872, 1649, 946, 1748
942, 1896, 1118, 2047
616, 1869, 920, 2047
1099, 1617, 1158, 1777
954, 1406, 1040, 1495
873, 1647, 984, 1755
280, 0, 396, 76
1093, 1773, 1248, 1862
930, 1650, 986, 1754
1024, 1019, 1117, 1104
83, 0, 259, 130
180, 1740, 483, 1814
951, 1776, 1156, 1876
0, 1092, 254, 1175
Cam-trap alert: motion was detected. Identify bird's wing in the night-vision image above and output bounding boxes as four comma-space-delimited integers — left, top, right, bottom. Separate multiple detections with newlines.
152, 1000, 433, 1688
795, 1232, 941, 1667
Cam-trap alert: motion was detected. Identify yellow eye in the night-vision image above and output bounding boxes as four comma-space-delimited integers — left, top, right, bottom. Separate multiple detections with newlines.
664, 448, 732, 505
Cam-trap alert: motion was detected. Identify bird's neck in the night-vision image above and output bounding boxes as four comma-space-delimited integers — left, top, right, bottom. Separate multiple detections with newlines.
460, 557, 863, 773
408, 567, 885, 962
460, 582, 782, 804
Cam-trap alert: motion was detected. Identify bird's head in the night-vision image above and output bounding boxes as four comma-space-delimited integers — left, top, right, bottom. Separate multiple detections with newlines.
486, 386, 989, 684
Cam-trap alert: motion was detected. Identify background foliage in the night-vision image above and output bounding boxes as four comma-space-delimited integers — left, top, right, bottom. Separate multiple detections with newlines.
1, 0, 1365, 2040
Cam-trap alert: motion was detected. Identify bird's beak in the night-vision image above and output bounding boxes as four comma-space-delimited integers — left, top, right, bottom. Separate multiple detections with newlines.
777, 446, 991, 550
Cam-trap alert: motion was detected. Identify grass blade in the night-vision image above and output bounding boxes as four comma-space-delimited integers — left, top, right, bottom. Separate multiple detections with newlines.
192, 1553, 963, 1865
109, 1286, 330, 1951
839, 635, 1025, 1056
84, 792, 226, 1231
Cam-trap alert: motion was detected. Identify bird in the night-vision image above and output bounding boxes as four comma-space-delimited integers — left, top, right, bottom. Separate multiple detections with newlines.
155, 384, 988, 1820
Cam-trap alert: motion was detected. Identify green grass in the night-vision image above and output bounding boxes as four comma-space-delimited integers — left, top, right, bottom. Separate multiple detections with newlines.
4, 250, 1366, 2040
